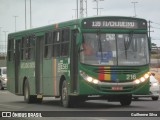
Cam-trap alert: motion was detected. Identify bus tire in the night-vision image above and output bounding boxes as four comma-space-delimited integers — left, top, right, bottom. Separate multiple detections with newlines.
0, 82, 4, 90
152, 97, 159, 101
120, 95, 132, 106
61, 80, 72, 108
24, 80, 36, 103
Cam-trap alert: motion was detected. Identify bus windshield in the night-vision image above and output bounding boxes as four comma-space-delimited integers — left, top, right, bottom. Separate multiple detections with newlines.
80, 33, 149, 66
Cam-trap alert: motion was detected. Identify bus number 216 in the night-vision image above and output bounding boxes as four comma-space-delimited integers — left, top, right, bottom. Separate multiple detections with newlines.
126, 74, 136, 80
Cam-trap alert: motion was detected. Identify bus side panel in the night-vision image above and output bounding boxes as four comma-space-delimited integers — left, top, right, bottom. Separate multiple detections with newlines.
43, 59, 53, 96
7, 62, 15, 93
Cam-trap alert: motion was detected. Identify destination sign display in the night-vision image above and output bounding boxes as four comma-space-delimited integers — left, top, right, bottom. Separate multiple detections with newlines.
82, 18, 147, 29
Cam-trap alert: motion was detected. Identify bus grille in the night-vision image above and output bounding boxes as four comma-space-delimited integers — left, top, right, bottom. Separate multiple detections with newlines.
94, 67, 140, 74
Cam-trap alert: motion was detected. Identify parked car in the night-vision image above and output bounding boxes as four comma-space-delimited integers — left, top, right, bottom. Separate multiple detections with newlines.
0, 67, 7, 90
133, 74, 159, 101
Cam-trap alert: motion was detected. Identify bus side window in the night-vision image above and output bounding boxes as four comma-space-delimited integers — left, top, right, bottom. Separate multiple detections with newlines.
61, 28, 69, 56
8, 39, 14, 61
25, 37, 30, 60
44, 32, 52, 58
21, 37, 25, 60
53, 31, 60, 57
28, 35, 35, 60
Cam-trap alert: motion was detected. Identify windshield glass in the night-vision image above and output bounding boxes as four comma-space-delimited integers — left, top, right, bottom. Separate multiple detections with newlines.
80, 33, 149, 66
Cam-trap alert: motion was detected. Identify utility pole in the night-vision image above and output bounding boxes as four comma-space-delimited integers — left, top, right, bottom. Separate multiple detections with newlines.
148, 20, 151, 40
93, 0, 104, 16
13, 16, 18, 32
25, 0, 27, 29
85, 0, 88, 17
72, 9, 77, 19
0, 27, 2, 41
77, 0, 79, 19
3, 31, 8, 60
30, 0, 32, 28
131, 1, 138, 17
80, 0, 84, 18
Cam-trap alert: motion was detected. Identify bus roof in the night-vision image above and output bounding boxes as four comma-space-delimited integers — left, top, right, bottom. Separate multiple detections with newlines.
8, 16, 147, 39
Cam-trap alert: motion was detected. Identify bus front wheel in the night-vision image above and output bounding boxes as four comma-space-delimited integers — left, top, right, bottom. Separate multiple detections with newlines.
120, 95, 132, 106
61, 80, 73, 108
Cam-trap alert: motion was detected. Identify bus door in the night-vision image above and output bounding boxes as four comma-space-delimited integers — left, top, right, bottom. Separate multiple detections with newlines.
70, 30, 79, 93
15, 40, 20, 94
35, 36, 44, 95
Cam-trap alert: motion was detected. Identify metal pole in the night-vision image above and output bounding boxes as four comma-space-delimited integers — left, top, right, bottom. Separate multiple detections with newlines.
25, 0, 27, 29
96, 0, 98, 16
72, 9, 77, 19
131, 2, 138, 17
77, 0, 79, 19
30, 0, 32, 28
93, 0, 104, 16
13, 16, 18, 32
3, 31, 8, 60
80, 0, 84, 18
149, 20, 151, 39
85, 0, 87, 17
0, 27, 2, 41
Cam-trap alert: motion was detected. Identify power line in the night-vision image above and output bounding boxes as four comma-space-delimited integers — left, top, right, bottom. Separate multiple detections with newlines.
152, 38, 160, 40
151, 21, 160, 26
151, 26, 160, 30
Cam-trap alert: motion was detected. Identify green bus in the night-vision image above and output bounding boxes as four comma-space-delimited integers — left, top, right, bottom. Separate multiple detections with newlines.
7, 16, 150, 107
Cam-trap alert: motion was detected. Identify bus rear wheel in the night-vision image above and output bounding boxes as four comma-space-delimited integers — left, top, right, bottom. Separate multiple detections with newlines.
61, 80, 73, 108
24, 80, 39, 103
0, 82, 4, 90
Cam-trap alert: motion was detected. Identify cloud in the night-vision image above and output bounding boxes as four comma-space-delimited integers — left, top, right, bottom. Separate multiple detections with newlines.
0, 0, 160, 46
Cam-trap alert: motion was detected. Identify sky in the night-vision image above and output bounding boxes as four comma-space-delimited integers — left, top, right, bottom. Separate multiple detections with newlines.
0, 0, 160, 52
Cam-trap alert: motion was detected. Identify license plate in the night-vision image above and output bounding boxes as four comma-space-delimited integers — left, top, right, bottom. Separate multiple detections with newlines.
112, 86, 123, 90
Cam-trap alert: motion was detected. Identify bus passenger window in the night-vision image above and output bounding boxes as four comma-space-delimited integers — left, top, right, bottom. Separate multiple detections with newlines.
61, 28, 69, 57
44, 32, 52, 58
53, 44, 60, 57
61, 43, 69, 56
8, 39, 14, 61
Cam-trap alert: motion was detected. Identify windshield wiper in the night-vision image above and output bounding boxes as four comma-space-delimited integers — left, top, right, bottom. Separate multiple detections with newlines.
97, 33, 104, 62
124, 33, 133, 59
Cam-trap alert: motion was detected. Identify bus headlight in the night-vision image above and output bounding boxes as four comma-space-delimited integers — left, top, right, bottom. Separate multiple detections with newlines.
144, 73, 149, 79
134, 72, 150, 84
140, 77, 145, 82
86, 76, 93, 82
134, 79, 140, 84
80, 70, 99, 84
93, 79, 99, 84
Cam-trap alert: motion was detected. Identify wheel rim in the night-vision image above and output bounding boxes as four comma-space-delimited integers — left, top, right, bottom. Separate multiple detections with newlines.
61, 81, 70, 107
62, 82, 67, 102
24, 84, 29, 100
